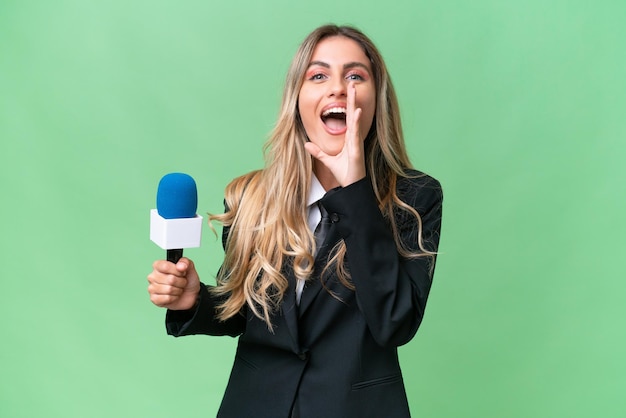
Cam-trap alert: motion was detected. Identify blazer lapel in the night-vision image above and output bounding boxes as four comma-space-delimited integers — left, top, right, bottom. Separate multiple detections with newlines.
281, 269, 300, 351
297, 223, 341, 317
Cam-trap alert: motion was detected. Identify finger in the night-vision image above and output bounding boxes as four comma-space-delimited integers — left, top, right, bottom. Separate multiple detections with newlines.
153, 259, 183, 276
148, 282, 185, 297
175, 257, 191, 274
149, 293, 179, 308
346, 82, 361, 145
147, 270, 188, 288
304, 141, 327, 161
350, 108, 362, 141
346, 81, 355, 126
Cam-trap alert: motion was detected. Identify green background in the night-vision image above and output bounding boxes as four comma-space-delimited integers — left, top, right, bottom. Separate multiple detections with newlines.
2, 1, 624, 417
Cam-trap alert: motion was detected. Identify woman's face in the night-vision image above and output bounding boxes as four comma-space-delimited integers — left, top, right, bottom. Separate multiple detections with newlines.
298, 36, 376, 156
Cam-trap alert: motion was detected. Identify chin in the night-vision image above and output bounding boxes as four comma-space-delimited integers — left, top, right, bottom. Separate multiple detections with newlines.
320, 140, 345, 156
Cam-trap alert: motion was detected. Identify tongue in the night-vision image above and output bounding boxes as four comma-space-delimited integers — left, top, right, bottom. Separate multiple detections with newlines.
325, 118, 346, 131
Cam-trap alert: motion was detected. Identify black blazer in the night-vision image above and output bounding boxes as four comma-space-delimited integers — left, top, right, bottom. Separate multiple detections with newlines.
166, 171, 443, 418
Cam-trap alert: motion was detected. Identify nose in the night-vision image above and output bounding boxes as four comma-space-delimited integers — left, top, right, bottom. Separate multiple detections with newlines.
328, 77, 347, 97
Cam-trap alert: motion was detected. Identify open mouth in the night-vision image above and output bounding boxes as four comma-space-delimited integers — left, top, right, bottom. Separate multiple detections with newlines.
321, 107, 347, 132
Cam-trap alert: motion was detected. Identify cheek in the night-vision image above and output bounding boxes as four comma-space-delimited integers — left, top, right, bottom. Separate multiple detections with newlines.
359, 97, 377, 134
359, 113, 375, 137
298, 92, 314, 120
298, 106, 313, 129
297, 97, 318, 139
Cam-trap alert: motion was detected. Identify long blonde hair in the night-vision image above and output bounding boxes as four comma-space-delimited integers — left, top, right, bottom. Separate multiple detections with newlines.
210, 25, 433, 328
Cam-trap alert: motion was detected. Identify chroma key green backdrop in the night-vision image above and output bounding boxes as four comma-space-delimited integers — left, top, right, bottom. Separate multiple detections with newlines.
1, 1, 625, 417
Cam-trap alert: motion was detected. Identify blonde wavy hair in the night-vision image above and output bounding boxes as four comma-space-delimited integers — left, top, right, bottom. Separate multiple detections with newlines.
209, 25, 432, 328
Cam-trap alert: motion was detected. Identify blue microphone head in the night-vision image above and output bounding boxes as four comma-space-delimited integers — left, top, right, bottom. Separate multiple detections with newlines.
156, 173, 198, 219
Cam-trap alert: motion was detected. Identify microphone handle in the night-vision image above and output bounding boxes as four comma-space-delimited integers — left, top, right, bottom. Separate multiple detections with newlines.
167, 249, 183, 264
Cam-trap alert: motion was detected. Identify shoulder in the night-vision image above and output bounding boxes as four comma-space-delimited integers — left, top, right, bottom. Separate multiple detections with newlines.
393, 170, 443, 250
225, 169, 264, 193
219, 170, 265, 247
223, 169, 264, 208
396, 169, 443, 209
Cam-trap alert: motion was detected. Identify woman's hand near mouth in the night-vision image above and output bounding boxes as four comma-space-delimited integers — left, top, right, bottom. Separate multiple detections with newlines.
305, 82, 366, 188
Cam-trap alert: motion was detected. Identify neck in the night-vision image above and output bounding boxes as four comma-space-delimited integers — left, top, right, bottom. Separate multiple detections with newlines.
313, 161, 340, 191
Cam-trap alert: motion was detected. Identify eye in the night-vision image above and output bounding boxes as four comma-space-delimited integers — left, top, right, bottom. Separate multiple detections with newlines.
346, 73, 365, 81
309, 73, 327, 81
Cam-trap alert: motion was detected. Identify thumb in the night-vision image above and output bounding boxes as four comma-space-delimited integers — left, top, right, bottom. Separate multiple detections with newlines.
304, 141, 327, 162
175, 257, 194, 275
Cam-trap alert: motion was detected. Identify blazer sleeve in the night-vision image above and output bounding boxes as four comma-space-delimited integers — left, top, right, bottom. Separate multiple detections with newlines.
320, 173, 443, 347
165, 282, 246, 337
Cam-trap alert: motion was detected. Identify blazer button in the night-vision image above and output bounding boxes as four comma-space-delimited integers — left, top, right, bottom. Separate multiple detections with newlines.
297, 352, 309, 361
330, 213, 340, 223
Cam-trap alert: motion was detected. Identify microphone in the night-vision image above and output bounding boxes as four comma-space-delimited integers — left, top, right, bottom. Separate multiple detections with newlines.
150, 173, 203, 263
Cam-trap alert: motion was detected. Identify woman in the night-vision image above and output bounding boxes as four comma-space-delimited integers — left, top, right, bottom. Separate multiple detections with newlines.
148, 24, 443, 418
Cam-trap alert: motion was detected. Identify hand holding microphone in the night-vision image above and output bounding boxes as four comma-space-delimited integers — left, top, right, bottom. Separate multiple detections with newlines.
148, 173, 203, 310
148, 258, 200, 310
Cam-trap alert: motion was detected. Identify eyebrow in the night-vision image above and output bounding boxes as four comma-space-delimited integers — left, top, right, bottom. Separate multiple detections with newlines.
307, 60, 371, 74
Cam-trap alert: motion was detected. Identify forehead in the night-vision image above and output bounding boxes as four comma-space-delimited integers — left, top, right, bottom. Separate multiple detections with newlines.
309, 36, 371, 68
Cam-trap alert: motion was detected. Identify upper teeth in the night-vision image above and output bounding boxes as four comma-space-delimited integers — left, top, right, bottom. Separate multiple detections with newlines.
322, 107, 346, 117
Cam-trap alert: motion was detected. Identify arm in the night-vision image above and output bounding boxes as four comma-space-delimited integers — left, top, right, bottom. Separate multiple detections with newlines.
165, 282, 246, 338
148, 221, 246, 338
321, 174, 443, 347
